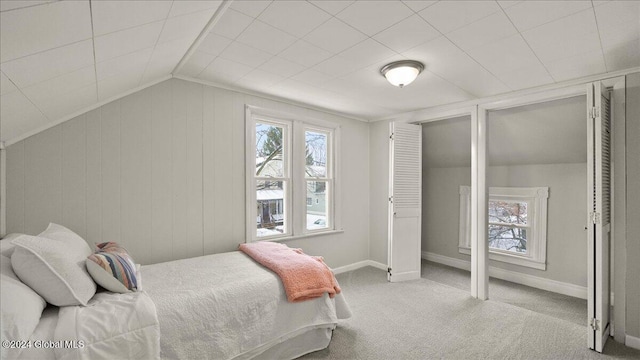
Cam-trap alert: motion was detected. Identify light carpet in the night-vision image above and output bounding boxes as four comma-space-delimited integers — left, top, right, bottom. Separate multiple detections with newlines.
421, 260, 587, 327
300, 266, 640, 360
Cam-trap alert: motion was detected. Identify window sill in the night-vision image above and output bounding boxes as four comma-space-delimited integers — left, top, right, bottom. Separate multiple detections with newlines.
252, 229, 345, 243
459, 246, 546, 270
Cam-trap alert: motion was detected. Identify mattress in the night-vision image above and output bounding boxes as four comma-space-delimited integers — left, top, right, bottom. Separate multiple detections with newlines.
17, 307, 58, 360
142, 251, 350, 360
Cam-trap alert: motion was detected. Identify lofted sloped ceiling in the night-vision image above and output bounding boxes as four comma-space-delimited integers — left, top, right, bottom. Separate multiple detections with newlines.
1, 0, 639, 144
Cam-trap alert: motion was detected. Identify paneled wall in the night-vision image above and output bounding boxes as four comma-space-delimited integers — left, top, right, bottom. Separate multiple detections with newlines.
5, 79, 370, 267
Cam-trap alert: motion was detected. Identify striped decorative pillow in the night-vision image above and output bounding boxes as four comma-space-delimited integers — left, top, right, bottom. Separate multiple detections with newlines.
86, 242, 138, 293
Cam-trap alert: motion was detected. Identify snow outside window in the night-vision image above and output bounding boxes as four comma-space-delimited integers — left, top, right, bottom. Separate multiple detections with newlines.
459, 186, 549, 270
246, 106, 339, 242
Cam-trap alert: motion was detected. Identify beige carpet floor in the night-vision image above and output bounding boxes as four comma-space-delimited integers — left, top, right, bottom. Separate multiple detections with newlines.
300, 264, 640, 360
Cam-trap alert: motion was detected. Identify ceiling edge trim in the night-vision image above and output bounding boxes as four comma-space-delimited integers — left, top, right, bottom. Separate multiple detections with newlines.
3, 75, 173, 147
173, 75, 370, 123
375, 66, 640, 123
172, 0, 232, 75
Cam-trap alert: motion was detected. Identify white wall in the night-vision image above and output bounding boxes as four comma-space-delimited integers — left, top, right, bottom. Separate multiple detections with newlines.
626, 72, 640, 339
369, 119, 390, 265
422, 164, 588, 287
4, 78, 370, 268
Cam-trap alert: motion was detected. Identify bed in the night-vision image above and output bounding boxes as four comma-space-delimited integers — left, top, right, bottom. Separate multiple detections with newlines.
1, 227, 350, 360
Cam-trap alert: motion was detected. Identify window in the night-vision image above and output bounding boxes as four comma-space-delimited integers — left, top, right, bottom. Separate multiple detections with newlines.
246, 106, 339, 241
459, 186, 549, 270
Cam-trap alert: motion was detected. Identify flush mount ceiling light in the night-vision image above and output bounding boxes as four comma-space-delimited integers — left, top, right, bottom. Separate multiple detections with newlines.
380, 60, 424, 88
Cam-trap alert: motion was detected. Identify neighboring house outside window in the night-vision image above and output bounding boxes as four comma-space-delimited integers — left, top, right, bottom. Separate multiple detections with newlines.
458, 186, 549, 270
246, 106, 339, 241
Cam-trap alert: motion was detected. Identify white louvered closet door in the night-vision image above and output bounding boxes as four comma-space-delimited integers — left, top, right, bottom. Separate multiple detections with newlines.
587, 81, 612, 353
388, 122, 422, 282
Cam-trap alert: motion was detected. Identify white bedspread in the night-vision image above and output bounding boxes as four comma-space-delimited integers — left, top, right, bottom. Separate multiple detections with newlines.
142, 251, 350, 360
54, 292, 160, 360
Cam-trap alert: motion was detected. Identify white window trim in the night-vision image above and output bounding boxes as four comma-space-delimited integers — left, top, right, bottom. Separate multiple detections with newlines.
459, 186, 549, 270
245, 105, 341, 242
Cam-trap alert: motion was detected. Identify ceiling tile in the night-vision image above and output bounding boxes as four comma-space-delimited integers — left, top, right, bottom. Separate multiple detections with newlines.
148, 36, 192, 64
94, 21, 163, 63
336, 0, 413, 36
309, 0, 354, 15
373, 14, 440, 53
465, 34, 540, 75
97, 68, 144, 101
403, 36, 510, 97
35, 83, 97, 120
91, 0, 172, 36
229, 0, 272, 18
219, 42, 273, 68
210, 8, 254, 40
418, 0, 501, 34
337, 39, 396, 70
169, 0, 222, 17
401, 1, 438, 12
239, 69, 285, 88
1, 39, 94, 88
0, 71, 18, 95
503, 0, 592, 32
0, 1, 54, 12
494, 62, 555, 90
236, 20, 297, 55
0, 0, 92, 62
603, 38, 640, 72
303, 17, 367, 54
598, 18, 639, 51
447, 12, 518, 52
96, 48, 153, 81
199, 57, 253, 83
312, 54, 367, 77
22, 66, 95, 104
198, 33, 232, 56
361, 71, 473, 113
278, 40, 332, 67
158, 9, 215, 44
290, 69, 335, 87
595, 0, 640, 48
497, 1, 522, 9
396, 71, 474, 109
179, 51, 215, 77
545, 49, 606, 81
142, 37, 192, 82
522, 9, 600, 62
0, 91, 49, 142
593, 1, 612, 7
259, 56, 306, 78
258, 1, 331, 37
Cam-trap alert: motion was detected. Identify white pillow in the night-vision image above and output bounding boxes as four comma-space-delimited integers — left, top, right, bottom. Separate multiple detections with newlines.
11, 224, 96, 306
0, 233, 22, 258
1, 255, 47, 359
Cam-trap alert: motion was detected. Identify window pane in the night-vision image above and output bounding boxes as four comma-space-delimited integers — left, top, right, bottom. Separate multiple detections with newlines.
489, 225, 527, 254
256, 180, 285, 237
306, 181, 328, 230
256, 123, 284, 177
305, 130, 327, 178
488, 201, 527, 225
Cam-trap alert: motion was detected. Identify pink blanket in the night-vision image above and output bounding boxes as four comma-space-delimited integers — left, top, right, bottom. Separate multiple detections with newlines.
239, 242, 341, 303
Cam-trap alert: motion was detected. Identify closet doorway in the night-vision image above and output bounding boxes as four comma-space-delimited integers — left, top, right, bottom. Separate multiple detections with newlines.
420, 115, 473, 294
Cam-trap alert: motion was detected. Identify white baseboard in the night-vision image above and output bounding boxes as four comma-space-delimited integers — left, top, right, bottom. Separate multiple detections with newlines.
332, 260, 387, 275
422, 251, 587, 299
626, 335, 640, 350
424, 252, 471, 271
